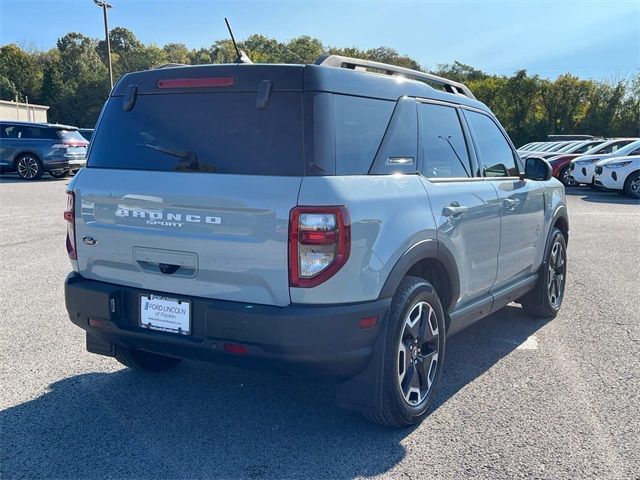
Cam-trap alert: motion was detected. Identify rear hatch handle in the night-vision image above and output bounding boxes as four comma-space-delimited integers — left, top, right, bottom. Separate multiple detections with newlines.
133, 247, 198, 278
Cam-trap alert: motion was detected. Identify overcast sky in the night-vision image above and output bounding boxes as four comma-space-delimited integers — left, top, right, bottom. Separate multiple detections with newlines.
1, 0, 638, 80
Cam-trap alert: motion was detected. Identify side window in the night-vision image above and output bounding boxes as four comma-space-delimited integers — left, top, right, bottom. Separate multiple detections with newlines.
1, 124, 18, 138
600, 142, 626, 154
418, 103, 471, 178
466, 111, 519, 177
333, 94, 394, 175
20, 127, 44, 139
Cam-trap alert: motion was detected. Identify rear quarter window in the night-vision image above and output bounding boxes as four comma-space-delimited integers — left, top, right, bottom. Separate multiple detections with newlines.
333, 95, 394, 175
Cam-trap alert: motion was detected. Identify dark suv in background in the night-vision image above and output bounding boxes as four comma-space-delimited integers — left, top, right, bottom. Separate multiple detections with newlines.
0, 121, 88, 180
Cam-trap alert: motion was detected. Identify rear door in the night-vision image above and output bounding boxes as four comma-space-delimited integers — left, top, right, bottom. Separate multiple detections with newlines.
417, 101, 500, 308
0, 123, 19, 166
74, 69, 305, 307
464, 109, 545, 289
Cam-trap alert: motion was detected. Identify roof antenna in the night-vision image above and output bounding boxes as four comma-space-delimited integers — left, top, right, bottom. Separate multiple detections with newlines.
225, 17, 253, 64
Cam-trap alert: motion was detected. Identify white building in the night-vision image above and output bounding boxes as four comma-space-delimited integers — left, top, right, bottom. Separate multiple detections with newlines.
0, 99, 49, 123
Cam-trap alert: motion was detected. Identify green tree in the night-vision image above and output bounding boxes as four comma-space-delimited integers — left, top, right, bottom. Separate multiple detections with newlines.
163, 42, 191, 64
0, 43, 43, 101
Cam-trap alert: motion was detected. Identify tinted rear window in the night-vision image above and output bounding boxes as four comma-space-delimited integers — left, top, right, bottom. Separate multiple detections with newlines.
57, 130, 87, 143
88, 92, 303, 175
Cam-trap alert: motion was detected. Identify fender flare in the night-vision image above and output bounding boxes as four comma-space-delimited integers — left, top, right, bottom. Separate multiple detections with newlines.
550, 204, 569, 245
378, 239, 460, 312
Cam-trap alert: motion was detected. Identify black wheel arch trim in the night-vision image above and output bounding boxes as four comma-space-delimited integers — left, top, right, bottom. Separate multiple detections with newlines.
378, 239, 460, 312
550, 205, 569, 245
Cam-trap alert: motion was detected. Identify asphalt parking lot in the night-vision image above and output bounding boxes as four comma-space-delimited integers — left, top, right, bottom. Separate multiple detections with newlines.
1, 176, 638, 480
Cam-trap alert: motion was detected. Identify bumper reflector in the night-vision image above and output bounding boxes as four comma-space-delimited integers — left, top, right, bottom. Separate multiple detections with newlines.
224, 343, 248, 355
359, 315, 379, 329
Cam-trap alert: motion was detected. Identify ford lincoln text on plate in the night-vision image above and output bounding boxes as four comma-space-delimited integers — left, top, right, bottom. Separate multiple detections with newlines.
64, 56, 569, 427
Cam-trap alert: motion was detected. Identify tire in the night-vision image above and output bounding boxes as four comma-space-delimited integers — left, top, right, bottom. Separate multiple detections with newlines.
115, 346, 182, 372
520, 228, 567, 318
16, 154, 43, 180
49, 169, 70, 178
623, 171, 640, 199
559, 166, 576, 187
365, 276, 446, 428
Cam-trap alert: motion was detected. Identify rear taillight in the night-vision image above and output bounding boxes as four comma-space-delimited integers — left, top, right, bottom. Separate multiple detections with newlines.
289, 206, 350, 288
52, 142, 88, 149
64, 192, 76, 260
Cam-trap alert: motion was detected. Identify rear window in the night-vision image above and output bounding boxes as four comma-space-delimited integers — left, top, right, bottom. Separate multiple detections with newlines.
57, 129, 87, 143
88, 92, 304, 175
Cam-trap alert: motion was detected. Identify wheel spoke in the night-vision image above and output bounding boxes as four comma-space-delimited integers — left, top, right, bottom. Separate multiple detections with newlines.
417, 351, 438, 389
405, 302, 423, 338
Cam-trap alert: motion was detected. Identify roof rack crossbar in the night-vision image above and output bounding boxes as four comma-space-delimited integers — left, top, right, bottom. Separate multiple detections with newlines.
314, 54, 476, 100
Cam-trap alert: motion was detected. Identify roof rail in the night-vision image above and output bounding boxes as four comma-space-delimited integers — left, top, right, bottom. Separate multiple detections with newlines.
314, 54, 476, 100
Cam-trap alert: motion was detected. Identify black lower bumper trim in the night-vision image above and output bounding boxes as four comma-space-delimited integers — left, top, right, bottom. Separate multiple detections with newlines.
65, 273, 391, 383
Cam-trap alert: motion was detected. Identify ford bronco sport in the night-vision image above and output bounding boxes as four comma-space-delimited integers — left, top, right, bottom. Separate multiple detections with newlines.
64, 55, 568, 427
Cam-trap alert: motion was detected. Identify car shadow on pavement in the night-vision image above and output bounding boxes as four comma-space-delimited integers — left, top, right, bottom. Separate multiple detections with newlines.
564, 187, 639, 204
0, 174, 69, 184
1, 306, 547, 479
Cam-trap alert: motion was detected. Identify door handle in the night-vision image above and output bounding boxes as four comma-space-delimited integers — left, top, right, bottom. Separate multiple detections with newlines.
443, 203, 468, 217
503, 198, 520, 210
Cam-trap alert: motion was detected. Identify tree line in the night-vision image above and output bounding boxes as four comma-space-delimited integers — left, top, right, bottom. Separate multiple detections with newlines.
1, 28, 638, 146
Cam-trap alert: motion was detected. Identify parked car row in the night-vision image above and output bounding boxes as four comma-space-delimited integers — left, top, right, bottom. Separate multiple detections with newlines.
518, 138, 640, 198
0, 121, 94, 180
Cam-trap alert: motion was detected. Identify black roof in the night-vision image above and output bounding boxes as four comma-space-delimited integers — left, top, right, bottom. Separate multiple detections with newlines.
112, 62, 490, 114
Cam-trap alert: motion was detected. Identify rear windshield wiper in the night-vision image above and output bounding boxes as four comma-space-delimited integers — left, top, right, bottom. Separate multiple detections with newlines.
140, 144, 215, 172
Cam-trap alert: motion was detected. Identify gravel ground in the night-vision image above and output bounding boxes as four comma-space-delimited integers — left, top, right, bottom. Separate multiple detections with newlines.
1, 176, 638, 479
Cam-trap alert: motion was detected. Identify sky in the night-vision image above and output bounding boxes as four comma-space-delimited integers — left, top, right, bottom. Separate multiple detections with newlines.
1, 0, 639, 80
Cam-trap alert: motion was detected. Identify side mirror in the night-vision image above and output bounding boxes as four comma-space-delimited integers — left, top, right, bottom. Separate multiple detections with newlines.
524, 156, 553, 181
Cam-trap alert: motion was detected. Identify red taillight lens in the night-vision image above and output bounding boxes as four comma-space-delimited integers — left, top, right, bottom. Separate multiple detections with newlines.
289, 206, 351, 288
223, 343, 248, 355
64, 191, 76, 260
156, 77, 235, 89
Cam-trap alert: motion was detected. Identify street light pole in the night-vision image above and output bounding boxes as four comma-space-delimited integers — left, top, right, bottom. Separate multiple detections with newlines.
94, 0, 114, 90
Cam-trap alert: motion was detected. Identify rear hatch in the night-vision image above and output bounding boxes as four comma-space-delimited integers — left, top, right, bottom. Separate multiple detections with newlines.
73, 65, 305, 306
55, 128, 88, 160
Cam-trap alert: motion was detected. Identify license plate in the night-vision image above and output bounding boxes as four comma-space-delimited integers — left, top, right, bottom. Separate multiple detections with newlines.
139, 294, 190, 335
68, 159, 86, 165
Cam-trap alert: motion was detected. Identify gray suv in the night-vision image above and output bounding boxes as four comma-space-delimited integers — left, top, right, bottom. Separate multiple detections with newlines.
64, 56, 568, 427
0, 121, 88, 180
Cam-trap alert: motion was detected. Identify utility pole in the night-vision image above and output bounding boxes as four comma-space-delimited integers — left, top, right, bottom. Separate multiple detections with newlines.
93, 0, 114, 90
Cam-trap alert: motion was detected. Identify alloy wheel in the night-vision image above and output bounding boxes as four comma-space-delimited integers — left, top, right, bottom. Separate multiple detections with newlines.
562, 168, 576, 187
631, 177, 640, 196
17, 156, 40, 179
548, 240, 566, 309
397, 301, 439, 406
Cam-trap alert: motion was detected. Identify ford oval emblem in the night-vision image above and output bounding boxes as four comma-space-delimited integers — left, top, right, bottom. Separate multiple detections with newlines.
83, 236, 97, 246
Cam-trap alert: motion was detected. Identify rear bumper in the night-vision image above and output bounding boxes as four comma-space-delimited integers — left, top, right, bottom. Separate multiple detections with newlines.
44, 158, 86, 170
64, 273, 390, 383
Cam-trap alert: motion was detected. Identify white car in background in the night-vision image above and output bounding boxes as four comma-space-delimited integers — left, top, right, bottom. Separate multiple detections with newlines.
569, 139, 640, 185
593, 156, 640, 199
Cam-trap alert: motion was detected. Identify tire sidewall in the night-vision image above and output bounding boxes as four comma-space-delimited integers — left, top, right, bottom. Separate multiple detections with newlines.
542, 229, 567, 314
624, 172, 640, 199
385, 277, 446, 425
